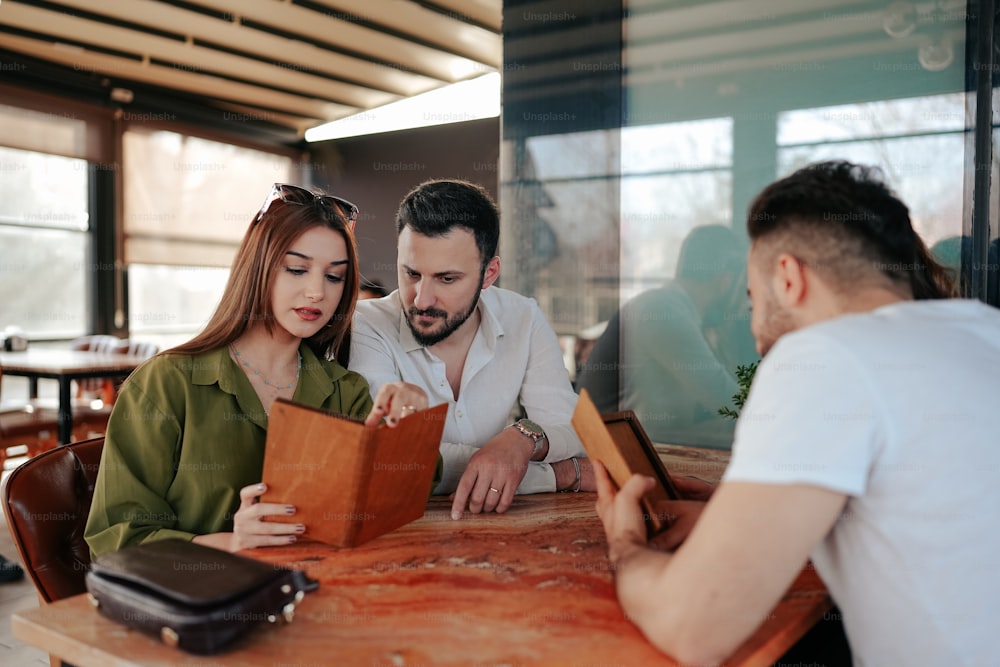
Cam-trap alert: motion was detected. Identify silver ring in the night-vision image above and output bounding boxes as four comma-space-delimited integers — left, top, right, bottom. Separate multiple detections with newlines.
489, 487, 500, 494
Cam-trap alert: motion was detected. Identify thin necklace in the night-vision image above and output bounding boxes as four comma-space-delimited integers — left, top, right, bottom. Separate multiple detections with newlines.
230, 344, 302, 391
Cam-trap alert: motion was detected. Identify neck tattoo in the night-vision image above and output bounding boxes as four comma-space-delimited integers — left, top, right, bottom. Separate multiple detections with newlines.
230, 344, 302, 397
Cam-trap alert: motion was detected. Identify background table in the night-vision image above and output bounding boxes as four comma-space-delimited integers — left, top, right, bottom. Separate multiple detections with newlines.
13, 490, 830, 666
0, 349, 147, 443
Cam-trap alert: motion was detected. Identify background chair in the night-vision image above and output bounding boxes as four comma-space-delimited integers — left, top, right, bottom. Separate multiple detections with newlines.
71, 337, 158, 406
0, 366, 61, 469
69, 335, 124, 404
70, 339, 159, 441
48, 337, 159, 443
2, 436, 103, 604
0, 338, 158, 466
118, 339, 159, 359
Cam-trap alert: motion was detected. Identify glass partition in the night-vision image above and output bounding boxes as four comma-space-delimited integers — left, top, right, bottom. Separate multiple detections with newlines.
502, 0, 989, 450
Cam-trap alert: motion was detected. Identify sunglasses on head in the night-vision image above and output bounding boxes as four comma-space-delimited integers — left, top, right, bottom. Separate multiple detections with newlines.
254, 183, 359, 229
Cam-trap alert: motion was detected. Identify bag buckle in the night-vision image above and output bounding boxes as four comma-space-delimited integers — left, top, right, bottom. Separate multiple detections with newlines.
161, 626, 180, 648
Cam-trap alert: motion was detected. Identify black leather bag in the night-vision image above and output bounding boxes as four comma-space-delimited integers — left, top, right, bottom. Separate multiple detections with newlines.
84, 539, 318, 654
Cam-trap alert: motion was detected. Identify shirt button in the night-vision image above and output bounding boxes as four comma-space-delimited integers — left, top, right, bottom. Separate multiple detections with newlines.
456, 411, 463, 418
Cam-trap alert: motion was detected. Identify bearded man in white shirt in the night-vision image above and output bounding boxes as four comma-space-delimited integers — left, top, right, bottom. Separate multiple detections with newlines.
595, 160, 999, 667
351, 179, 594, 520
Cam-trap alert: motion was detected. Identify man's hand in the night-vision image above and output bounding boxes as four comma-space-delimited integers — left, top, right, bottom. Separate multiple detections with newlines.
673, 475, 716, 502
365, 381, 429, 427
450, 428, 532, 519
594, 461, 654, 564
596, 466, 708, 554
552, 457, 597, 492
647, 499, 706, 552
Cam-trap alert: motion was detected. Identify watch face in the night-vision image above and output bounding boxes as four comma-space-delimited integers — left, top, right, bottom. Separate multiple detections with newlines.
518, 419, 544, 437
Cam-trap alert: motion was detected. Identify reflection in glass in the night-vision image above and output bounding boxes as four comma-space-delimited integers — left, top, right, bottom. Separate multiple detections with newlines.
622, 119, 732, 173
502, 0, 973, 450
579, 225, 754, 449
777, 94, 965, 144
620, 171, 733, 297
502, 135, 620, 336
778, 122, 964, 246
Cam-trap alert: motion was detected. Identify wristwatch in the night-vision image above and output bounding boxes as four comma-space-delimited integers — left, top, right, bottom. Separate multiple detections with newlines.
511, 418, 547, 459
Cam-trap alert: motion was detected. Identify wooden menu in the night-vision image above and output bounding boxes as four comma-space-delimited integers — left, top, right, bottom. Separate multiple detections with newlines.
572, 389, 681, 534
261, 399, 447, 548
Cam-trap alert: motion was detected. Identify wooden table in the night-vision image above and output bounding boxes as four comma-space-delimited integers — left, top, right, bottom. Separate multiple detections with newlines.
0, 349, 147, 444
13, 481, 830, 666
654, 441, 733, 480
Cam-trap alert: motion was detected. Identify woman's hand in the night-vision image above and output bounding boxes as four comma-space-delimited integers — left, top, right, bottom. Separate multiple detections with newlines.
365, 381, 429, 427
193, 482, 303, 552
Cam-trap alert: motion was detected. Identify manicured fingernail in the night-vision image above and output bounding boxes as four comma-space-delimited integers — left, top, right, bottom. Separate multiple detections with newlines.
285, 505, 296, 515
257, 483, 265, 492
295, 525, 306, 533
288, 535, 297, 543
451, 510, 462, 520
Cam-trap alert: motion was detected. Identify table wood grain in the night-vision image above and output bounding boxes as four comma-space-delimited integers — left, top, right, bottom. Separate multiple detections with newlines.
13, 490, 829, 667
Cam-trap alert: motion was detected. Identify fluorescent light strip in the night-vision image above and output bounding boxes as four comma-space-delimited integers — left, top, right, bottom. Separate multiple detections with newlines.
305, 72, 501, 142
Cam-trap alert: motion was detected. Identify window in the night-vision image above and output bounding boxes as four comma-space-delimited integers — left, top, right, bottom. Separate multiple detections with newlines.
778, 94, 966, 247
123, 128, 294, 345
620, 118, 733, 299
0, 145, 90, 339
502, 0, 980, 450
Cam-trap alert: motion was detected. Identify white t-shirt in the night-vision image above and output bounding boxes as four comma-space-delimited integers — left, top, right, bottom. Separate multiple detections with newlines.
724, 299, 1000, 667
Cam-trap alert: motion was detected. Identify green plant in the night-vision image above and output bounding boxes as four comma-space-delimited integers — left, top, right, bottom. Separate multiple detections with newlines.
718, 360, 759, 420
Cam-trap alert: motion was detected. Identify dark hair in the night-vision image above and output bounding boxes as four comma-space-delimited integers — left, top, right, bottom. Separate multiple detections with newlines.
170, 189, 359, 360
912, 233, 958, 298
747, 160, 953, 299
360, 278, 389, 298
396, 179, 500, 269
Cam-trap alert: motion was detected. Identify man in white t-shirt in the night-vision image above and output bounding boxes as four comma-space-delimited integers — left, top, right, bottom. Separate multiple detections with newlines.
594, 160, 1000, 666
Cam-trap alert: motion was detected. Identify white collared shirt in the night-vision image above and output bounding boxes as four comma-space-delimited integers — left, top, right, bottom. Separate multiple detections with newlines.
350, 286, 585, 494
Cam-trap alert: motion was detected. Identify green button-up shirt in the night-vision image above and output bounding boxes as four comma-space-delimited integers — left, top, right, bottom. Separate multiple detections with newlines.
85, 345, 373, 557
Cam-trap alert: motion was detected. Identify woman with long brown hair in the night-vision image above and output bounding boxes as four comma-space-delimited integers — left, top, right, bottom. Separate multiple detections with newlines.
86, 184, 427, 556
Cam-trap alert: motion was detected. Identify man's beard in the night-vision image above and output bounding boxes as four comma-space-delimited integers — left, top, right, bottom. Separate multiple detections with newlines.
755, 289, 795, 357
405, 289, 482, 347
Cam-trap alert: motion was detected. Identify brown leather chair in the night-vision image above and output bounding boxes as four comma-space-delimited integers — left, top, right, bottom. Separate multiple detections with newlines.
2, 437, 103, 603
